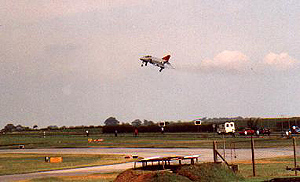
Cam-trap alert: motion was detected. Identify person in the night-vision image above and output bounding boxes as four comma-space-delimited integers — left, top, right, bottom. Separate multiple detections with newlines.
115, 130, 118, 137
86, 130, 89, 137
161, 127, 164, 134
134, 128, 138, 137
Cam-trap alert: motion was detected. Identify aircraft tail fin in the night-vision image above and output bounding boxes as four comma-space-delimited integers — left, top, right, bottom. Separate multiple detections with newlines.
162, 55, 171, 62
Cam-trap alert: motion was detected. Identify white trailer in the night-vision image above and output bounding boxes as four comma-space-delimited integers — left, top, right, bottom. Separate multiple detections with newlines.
217, 122, 235, 135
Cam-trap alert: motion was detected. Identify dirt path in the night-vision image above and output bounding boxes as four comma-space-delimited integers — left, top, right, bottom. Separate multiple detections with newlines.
0, 147, 297, 181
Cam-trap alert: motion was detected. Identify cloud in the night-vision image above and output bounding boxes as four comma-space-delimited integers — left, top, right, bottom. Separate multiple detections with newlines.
200, 50, 250, 73
263, 52, 298, 71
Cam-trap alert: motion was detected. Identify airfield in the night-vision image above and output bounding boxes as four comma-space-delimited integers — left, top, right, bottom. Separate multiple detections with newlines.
1, 132, 300, 181
0, 147, 297, 181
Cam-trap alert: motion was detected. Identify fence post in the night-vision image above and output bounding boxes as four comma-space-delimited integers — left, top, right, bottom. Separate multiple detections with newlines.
213, 141, 217, 162
293, 137, 297, 176
251, 136, 256, 177
223, 134, 226, 159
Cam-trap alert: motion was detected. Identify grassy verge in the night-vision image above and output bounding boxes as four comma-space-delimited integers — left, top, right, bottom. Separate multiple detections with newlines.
19, 173, 119, 182
0, 153, 132, 175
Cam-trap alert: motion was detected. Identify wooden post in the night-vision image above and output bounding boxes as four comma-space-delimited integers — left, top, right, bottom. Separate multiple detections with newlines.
223, 134, 226, 159
293, 137, 297, 176
251, 136, 256, 177
213, 141, 217, 162
215, 150, 230, 168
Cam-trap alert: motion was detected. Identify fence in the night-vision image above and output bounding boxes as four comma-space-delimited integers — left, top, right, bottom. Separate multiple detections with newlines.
212, 136, 300, 178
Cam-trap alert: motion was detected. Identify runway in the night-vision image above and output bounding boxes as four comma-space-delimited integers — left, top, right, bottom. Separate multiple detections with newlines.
0, 147, 297, 181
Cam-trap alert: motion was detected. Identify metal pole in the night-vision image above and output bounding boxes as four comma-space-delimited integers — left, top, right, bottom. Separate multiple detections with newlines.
251, 136, 256, 176
293, 137, 297, 176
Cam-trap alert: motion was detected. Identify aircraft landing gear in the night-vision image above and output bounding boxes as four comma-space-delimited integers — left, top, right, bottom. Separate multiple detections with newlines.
159, 67, 164, 72
141, 62, 147, 67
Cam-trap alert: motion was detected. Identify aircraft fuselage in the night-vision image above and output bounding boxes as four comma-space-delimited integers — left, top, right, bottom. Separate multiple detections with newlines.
140, 55, 171, 72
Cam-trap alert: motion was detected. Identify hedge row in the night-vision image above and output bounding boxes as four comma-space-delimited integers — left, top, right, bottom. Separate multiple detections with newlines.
103, 123, 213, 133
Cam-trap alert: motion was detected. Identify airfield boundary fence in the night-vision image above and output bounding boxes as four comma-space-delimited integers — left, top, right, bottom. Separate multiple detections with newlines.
213, 136, 300, 177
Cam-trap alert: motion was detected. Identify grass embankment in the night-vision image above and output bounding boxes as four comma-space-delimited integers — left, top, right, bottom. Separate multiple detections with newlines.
0, 153, 131, 175
0, 132, 296, 149
114, 163, 243, 182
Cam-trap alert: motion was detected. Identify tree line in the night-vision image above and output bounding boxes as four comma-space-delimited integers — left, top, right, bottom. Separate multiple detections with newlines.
2, 116, 300, 133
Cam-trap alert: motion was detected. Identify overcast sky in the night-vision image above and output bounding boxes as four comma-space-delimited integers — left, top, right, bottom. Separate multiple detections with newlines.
1, 0, 300, 128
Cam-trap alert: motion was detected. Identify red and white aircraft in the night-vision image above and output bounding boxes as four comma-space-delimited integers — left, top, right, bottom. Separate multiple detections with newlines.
140, 55, 173, 72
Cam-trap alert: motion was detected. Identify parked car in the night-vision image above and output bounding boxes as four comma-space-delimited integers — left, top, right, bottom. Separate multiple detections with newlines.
257, 128, 271, 136
285, 126, 300, 136
239, 128, 255, 135
291, 126, 300, 134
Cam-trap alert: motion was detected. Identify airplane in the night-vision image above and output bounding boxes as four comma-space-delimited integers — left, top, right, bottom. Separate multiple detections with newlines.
139, 55, 173, 72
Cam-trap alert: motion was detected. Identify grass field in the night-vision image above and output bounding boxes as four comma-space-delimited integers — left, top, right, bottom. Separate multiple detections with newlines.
237, 156, 300, 181
0, 132, 296, 149
0, 153, 131, 175
21, 156, 300, 182
0, 152, 299, 181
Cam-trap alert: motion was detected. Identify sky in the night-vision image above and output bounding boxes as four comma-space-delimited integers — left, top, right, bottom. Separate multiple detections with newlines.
1, 0, 300, 128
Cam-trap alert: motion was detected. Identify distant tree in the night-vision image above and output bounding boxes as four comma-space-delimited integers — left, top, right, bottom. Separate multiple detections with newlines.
75, 125, 85, 129
33, 125, 38, 130
143, 120, 154, 126
247, 118, 259, 129
47, 125, 58, 130
3, 124, 16, 132
104, 117, 120, 126
132, 119, 142, 127
16, 125, 25, 131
